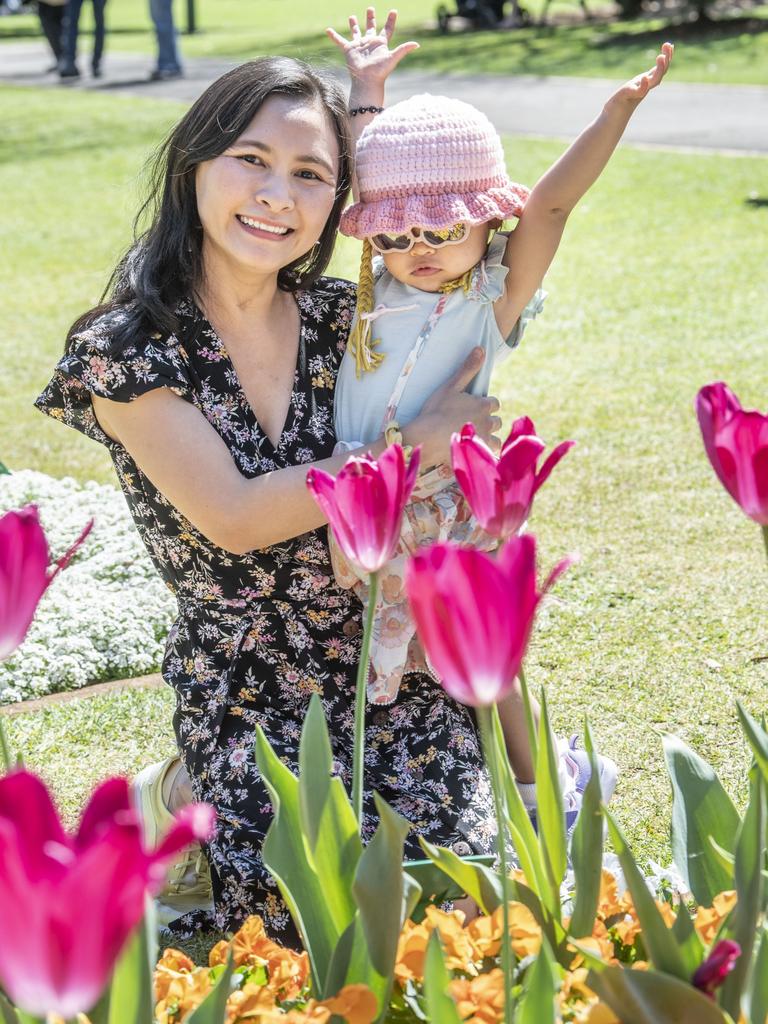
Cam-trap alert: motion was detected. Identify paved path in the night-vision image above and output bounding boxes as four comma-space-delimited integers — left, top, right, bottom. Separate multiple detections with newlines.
2, 39, 767, 153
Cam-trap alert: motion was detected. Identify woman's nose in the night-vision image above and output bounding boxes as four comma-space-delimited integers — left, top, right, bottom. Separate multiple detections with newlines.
255, 174, 295, 212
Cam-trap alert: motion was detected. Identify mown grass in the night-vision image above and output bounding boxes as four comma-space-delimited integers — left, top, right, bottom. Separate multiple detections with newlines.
2, 0, 767, 83
2, 85, 767, 876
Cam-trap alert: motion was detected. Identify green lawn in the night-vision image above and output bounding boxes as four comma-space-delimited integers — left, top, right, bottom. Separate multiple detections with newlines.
2, 0, 767, 83
2, 85, 767, 874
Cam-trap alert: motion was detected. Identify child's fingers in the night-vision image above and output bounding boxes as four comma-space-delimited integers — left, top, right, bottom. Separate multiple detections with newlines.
391, 40, 420, 63
326, 26, 348, 48
348, 14, 361, 37
382, 9, 398, 38
366, 6, 377, 32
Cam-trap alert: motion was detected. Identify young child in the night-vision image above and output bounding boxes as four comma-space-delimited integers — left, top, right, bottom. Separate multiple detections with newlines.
327, 10, 671, 803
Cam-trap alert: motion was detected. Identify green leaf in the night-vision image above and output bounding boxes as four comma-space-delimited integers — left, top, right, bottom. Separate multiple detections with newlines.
663, 734, 739, 905
0, 993, 17, 1024
186, 954, 235, 1024
586, 965, 731, 1024
491, 706, 554, 910
325, 794, 413, 1022
404, 854, 494, 921
13, 1014, 41, 1024
298, 694, 362, 935
254, 723, 345, 994
569, 720, 604, 939
670, 899, 706, 977
746, 926, 768, 1024
106, 905, 156, 1024
0, 461, 9, 476
720, 773, 765, 1020
535, 691, 567, 898
422, 932, 463, 1024
352, 793, 412, 976
737, 702, 768, 786
516, 935, 559, 1024
417, 838, 503, 915
603, 808, 689, 980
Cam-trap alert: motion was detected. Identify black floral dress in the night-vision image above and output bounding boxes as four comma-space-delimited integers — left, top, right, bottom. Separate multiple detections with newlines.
35, 280, 495, 940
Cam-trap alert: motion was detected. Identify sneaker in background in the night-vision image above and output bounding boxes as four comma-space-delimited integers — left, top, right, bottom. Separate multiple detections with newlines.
565, 736, 618, 804
132, 757, 214, 927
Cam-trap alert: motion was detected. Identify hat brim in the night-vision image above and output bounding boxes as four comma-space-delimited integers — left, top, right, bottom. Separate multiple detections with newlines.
340, 183, 530, 240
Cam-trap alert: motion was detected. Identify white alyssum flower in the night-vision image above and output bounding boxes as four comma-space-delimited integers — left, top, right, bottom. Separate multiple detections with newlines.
0, 470, 176, 703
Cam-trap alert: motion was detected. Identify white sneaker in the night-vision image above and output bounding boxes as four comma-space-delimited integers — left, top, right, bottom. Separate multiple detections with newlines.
132, 758, 214, 927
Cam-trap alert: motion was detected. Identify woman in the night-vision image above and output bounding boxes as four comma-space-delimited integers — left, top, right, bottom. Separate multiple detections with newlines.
36, 56, 501, 940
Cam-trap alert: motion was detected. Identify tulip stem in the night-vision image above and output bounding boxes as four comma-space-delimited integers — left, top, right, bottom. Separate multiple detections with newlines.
517, 665, 539, 767
763, 526, 768, 565
477, 704, 514, 1024
0, 716, 12, 773
352, 571, 379, 828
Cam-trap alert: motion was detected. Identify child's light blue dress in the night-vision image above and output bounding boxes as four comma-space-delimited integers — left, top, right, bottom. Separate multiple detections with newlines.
332, 233, 546, 705
335, 233, 545, 447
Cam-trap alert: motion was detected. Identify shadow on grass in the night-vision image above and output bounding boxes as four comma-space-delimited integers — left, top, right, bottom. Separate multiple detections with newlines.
745, 195, 768, 207
593, 12, 768, 46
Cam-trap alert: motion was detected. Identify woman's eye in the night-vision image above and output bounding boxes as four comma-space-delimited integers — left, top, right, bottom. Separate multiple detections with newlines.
296, 169, 321, 181
238, 154, 264, 167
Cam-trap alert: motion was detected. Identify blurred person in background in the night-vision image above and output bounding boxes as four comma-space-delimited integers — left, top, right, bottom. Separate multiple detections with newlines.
37, 0, 66, 71
149, 0, 183, 80
59, 0, 108, 80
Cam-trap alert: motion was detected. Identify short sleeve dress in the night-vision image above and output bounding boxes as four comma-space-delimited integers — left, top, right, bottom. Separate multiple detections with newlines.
35, 281, 496, 940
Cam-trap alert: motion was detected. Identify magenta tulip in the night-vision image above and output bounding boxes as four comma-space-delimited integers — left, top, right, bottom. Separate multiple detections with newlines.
0, 768, 215, 1017
0, 504, 93, 659
697, 382, 768, 526
692, 939, 741, 998
404, 534, 572, 707
451, 419, 574, 541
306, 444, 420, 574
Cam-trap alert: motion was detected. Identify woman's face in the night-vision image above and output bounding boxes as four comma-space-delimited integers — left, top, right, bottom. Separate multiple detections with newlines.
196, 94, 340, 281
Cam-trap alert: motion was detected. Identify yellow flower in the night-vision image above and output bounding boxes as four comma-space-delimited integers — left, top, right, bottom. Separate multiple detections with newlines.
449, 967, 505, 1024
318, 983, 379, 1024
694, 890, 738, 945
467, 902, 542, 960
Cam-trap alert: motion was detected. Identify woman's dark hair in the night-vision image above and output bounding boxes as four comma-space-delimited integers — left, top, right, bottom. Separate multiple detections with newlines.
67, 57, 352, 353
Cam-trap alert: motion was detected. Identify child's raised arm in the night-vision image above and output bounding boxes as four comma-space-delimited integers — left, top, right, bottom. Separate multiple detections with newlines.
495, 43, 674, 340
327, 7, 419, 198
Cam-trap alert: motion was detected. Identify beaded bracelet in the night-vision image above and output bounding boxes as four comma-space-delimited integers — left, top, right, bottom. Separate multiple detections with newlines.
349, 105, 384, 117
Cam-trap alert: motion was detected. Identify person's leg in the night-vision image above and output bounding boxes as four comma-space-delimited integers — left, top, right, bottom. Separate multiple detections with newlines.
149, 0, 182, 74
60, 0, 84, 75
90, 0, 107, 75
37, 2, 64, 64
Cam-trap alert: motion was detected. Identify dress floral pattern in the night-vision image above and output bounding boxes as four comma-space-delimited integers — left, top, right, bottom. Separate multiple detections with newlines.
35, 280, 496, 941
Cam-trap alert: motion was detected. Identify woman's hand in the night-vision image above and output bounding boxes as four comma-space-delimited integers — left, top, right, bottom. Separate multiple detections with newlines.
408, 347, 502, 467
609, 42, 673, 108
326, 7, 419, 94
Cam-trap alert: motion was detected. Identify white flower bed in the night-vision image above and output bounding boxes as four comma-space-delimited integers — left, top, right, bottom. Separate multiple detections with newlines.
0, 471, 176, 703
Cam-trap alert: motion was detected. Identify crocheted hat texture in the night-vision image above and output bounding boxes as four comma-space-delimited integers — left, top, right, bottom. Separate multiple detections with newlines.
340, 93, 529, 239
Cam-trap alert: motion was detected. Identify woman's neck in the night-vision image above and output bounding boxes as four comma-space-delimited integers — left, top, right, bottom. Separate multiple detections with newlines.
195, 246, 289, 336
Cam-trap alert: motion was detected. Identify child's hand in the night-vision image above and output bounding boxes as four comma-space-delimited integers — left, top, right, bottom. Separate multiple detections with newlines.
611, 42, 674, 106
327, 7, 419, 86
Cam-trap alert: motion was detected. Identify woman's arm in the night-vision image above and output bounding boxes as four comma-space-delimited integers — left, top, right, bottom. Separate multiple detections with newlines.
92, 347, 499, 555
327, 7, 418, 200
494, 43, 674, 340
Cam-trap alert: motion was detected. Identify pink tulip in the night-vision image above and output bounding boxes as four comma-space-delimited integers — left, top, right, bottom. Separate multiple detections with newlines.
692, 939, 741, 998
696, 383, 768, 525
0, 504, 93, 659
451, 419, 574, 541
306, 444, 420, 574
405, 535, 572, 707
0, 768, 215, 1017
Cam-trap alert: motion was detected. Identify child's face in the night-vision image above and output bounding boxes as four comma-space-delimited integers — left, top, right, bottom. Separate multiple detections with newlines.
380, 223, 492, 293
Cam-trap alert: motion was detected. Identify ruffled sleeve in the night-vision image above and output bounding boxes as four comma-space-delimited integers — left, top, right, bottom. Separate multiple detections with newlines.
468, 232, 546, 353
34, 317, 194, 449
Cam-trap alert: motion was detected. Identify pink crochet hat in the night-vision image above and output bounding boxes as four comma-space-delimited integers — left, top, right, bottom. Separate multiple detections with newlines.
340, 93, 529, 240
